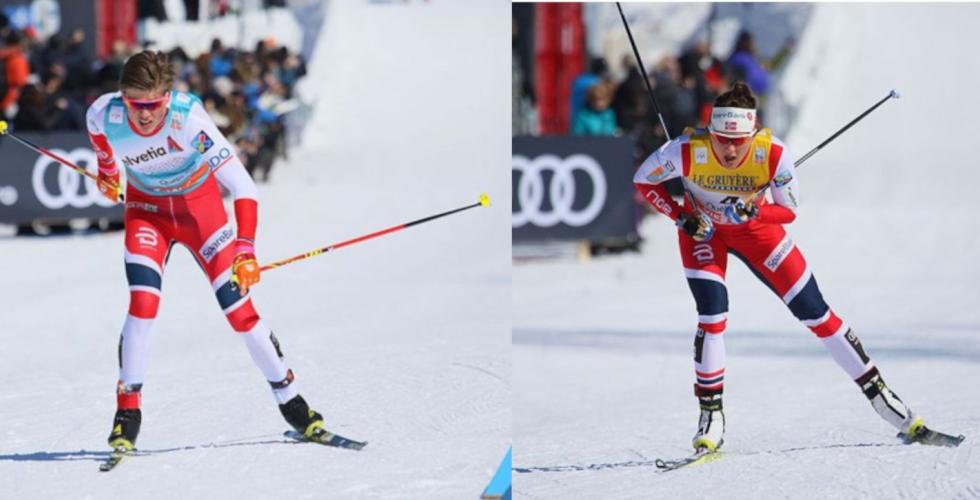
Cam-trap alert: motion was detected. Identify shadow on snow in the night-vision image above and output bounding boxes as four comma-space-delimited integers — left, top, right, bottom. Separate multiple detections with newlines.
513, 441, 905, 474
0, 435, 299, 463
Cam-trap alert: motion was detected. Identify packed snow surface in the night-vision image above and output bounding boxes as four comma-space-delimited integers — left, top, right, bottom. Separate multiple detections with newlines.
514, 4, 980, 498
0, 1, 510, 498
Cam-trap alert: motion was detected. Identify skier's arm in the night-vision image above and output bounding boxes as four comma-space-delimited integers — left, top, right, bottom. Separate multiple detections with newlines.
85, 96, 122, 201
755, 140, 798, 224
187, 100, 260, 293
633, 139, 687, 222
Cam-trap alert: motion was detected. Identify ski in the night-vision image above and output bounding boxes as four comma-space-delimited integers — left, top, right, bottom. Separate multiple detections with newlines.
284, 429, 367, 451
898, 427, 965, 447
98, 447, 133, 472
654, 447, 722, 472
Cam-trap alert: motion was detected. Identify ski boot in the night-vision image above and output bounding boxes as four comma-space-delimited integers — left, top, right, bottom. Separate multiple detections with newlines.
857, 367, 923, 438
107, 408, 142, 451
692, 394, 725, 451
279, 394, 325, 439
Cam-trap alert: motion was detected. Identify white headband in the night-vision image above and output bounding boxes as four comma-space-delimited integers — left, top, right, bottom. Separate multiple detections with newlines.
710, 107, 757, 137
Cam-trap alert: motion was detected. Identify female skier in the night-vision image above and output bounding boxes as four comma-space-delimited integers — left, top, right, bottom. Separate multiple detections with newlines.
86, 51, 339, 453
633, 82, 933, 453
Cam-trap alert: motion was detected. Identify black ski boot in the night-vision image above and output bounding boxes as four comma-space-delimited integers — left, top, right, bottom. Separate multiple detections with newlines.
279, 395, 324, 438
108, 409, 141, 451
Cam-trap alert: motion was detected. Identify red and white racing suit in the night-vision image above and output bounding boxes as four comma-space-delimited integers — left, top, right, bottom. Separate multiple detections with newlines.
86, 91, 298, 411
634, 127, 878, 398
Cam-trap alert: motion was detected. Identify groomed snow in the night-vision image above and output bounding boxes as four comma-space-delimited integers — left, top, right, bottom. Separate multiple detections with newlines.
514, 4, 980, 498
0, 1, 510, 498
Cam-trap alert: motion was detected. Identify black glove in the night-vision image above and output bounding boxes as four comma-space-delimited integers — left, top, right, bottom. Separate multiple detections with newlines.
677, 211, 715, 242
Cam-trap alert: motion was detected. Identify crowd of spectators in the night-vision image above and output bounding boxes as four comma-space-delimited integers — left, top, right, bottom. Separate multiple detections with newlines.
0, 14, 306, 183
566, 31, 793, 161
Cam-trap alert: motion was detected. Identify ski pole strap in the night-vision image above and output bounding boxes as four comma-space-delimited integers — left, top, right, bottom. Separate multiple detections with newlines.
259, 195, 490, 272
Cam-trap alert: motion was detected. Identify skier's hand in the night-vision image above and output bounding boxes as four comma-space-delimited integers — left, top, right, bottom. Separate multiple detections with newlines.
723, 198, 759, 224
677, 211, 715, 242
97, 168, 121, 202
231, 240, 260, 296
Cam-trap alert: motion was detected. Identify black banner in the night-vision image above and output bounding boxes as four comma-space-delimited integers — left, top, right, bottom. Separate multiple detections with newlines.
0, 132, 123, 224
512, 136, 635, 242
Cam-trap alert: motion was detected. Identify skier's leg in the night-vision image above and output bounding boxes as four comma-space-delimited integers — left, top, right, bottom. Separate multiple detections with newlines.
183, 183, 324, 435
110, 215, 171, 449
729, 222, 920, 434
679, 231, 729, 450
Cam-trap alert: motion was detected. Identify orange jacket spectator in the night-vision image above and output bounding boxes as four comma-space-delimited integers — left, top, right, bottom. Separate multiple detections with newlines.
0, 36, 30, 114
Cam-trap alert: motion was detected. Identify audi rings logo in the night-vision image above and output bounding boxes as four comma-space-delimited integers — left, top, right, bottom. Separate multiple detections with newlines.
512, 154, 607, 228
31, 148, 115, 209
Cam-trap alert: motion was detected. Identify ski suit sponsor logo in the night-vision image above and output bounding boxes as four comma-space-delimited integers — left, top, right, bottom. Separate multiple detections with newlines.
695, 147, 708, 164
773, 169, 794, 188
135, 227, 159, 248
645, 160, 675, 183
175, 93, 191, 104
166, 136, 184, 153
643, 189, 673, 215
200, 225, 235, 263
170, 112, 183, 132
122, 146, 169, 168
693, 243, 714, 264
109, 106, 124, 124
126, 201, 158, 213
764, 236, 794, 271
207, 147, 233, 169
754, 147, 765, 163
193, 130, 214, 153
691, 174, 761, 193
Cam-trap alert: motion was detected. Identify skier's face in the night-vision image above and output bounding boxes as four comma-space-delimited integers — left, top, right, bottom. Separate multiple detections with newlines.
709, 131, 755, 168
122, 87, 170, 134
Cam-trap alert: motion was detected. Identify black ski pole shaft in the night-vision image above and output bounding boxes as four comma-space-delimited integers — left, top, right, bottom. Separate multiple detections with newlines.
616, 2, 671, 141
794, 89, 900, 167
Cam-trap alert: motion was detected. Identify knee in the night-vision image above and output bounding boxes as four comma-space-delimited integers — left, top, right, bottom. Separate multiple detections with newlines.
787, 275, 830, 321
687, 278, 729, 316
128, 291, 160, 318
126, 261, 163, 318
226, 299, 260, 332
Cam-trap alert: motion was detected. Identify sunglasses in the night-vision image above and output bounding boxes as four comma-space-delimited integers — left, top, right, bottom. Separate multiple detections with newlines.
123, 93, 170, 112
711, 131, 755, 146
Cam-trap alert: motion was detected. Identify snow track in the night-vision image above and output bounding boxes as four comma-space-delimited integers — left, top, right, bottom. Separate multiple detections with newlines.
0, 1, 509, 499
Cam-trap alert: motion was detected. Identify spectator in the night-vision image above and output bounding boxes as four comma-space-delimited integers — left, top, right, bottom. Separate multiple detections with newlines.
569, 57, 608, 131
678, 39, 728, 125
572, 82, 617, 136
727, 31, 772, 98
0, 31, 30, 119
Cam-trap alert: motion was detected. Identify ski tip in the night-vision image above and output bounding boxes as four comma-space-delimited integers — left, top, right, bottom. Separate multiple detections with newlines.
889, 89, 901, 99
479, 193, 491, 207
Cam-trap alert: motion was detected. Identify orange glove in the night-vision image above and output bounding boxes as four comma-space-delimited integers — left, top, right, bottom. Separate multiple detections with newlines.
97, 167, 121, 202
231, 240, 260, 296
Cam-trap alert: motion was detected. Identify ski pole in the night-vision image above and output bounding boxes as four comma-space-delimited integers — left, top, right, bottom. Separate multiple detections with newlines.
260, 194, 491, 272
746, 89, 900, 203
794, 89, 899, 168
0, 120, 125, 202
616, 2, 702, 213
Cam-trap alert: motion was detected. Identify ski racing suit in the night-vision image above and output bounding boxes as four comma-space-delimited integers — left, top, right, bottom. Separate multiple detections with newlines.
86, 91, 299, 413
633, 127, 883, 399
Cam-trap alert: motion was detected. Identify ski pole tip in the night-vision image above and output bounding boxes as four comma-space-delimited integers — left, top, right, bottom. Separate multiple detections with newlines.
479, 193, 491, 207
889, 89, 901, 99
0, 120, 7, 135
